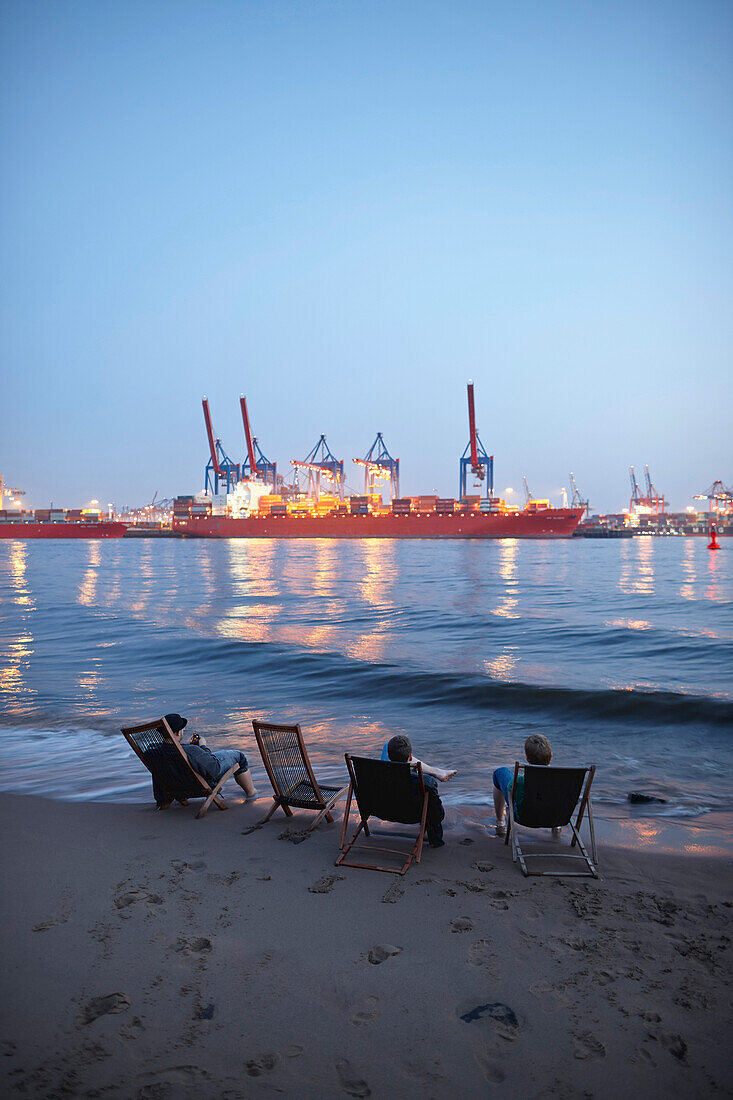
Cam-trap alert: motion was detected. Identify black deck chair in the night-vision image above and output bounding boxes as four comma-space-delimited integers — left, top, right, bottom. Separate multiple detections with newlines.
336, 755, 429, 875
505, 762, 598, 877
121, 716, 239, 819
252, 720, 349, 831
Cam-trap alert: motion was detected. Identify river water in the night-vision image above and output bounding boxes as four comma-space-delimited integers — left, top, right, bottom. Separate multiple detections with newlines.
1, 537, 731, 835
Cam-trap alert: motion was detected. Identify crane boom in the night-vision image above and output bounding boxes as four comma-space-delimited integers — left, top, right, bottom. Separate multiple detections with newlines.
467, 381, 479, 471
201, 398, 221, 475
240, 395, 258, 478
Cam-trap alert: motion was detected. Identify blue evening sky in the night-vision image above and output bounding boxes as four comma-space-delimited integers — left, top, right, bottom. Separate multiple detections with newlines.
1, 0, 731, 511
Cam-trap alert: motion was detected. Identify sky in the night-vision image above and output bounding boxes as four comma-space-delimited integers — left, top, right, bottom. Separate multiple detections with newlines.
1, 0, 731, 513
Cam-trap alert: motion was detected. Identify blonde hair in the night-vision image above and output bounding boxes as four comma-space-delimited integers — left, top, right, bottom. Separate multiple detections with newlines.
524, 734, 552, 765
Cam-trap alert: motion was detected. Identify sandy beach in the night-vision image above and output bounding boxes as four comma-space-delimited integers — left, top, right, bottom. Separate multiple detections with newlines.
1, 792, 730, 1099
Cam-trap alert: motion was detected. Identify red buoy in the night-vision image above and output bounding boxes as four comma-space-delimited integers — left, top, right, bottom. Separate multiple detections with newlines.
708, 526, 721, 550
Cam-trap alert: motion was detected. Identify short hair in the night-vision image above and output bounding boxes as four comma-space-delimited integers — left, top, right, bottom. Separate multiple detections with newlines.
525, 734, 552, 765
387, 735, 412, 762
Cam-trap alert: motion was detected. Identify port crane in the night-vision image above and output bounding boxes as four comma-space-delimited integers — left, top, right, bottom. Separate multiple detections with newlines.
239, 395, 277, 490
202, 397, 240, 495
629, 466, 643, 511
353, 433, 400, 500
291, 435, 345, 501
643, 465, 666, 515
0, 476, 25, 510
522, 477, 533, 504
569, 472, 590, 518
694, 480, 733, 516
459, 381, 493, 501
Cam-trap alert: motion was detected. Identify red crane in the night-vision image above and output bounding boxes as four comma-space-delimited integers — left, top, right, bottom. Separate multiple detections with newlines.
467, 381, 479, 472
202, 397, 221, 477
240, 395, 258, 477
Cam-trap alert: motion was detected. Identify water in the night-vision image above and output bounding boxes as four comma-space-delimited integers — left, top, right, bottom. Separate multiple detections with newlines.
1, 537, 731, 829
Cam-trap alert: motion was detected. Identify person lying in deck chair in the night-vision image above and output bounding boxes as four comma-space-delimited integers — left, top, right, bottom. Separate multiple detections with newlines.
384, 734, 455, 848
492, 733, 559, 838
163, 713, 258, 806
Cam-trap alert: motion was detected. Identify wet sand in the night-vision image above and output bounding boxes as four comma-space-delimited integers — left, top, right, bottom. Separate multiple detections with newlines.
1, 793, 730, 1098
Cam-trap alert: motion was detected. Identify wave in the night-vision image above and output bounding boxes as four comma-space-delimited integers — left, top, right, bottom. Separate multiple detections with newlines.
162, 636, 733, 728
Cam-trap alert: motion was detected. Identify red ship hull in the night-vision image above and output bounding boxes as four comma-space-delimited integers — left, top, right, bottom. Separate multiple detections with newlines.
0, 522, 128, 539
172, 508, 583, 539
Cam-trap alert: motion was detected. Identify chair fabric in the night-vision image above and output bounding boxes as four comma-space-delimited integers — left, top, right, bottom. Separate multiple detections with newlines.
516, 767, 587, 829
336, 755, 429, 875
121, 717, 237, 818
506, 762, 598, 878
252, 720, 349, 829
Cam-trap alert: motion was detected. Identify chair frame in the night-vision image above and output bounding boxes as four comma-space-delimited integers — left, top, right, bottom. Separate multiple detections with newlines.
336, 754, 429, 875
121, 716, 239, 819
505, 762, 598, 878
252, 720, 349, 831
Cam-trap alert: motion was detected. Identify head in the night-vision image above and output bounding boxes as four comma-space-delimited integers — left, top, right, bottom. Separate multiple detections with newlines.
164, 713, 187, 740
524, 733, 552, 765
386, 734, 412, 762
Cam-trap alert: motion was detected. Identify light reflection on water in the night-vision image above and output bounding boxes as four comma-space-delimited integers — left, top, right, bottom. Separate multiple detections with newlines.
0, 537, 731, 827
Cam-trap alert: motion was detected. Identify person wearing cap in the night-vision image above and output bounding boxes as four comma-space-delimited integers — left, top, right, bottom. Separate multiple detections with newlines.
163, 713, 258, 803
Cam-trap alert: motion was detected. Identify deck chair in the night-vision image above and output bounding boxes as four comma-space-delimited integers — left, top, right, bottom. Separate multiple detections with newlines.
505, 762, 598, 877
121, 716, 239, 819
336, 755, 429, 875
252, 720, 349, 831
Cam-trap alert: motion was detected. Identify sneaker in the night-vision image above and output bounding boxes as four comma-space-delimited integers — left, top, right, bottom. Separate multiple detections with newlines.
429, 838, 446, 848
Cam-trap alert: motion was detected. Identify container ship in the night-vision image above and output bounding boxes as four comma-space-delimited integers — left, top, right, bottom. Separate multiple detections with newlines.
0, 508, 127, 539
171, 488, 583, 540
167, 383, 584, 540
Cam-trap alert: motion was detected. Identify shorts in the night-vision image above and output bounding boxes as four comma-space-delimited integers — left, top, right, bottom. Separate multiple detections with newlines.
492, 767, 514, 802
212, 749, 249, 778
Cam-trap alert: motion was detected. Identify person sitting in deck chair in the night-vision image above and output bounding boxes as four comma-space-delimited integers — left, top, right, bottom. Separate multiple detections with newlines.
492, 733, 559, 838
164, 713, 258, 805
384, 734, 456, 848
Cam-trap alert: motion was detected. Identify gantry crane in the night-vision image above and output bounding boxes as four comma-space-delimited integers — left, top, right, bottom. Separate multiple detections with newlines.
459, 381, 493, 501
643, 465, 666, 515
291, 435, 345, 501
522, 477, 533, 504
239, 395, 277, 490
694, 480, 733, 515
353, 433, 400, 500
569, 472, 590, 518
628, 466, 644, 511
202, 397, 240, 495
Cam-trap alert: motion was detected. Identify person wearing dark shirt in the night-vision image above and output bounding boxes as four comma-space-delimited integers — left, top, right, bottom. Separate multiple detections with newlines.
164, 713, 258, 801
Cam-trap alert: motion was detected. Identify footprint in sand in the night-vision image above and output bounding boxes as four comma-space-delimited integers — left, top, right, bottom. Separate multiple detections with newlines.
171, 936, 212, 956
244, 1053, 279, 1077
467, 939, 496, 971
335, 1058, 371, 1098
309, 874, 344, 894
572, 1030, 606, 1060
367, 944, 402, 965
278, 826, 310, 845
32, 917, 68, 932
450, 917, 474, 933
474, 1049, 506, 1084
350, 995, 380, 1026
76, 993, 130, 1027
382, 882, 405, 904
459, 1002, 520, 1041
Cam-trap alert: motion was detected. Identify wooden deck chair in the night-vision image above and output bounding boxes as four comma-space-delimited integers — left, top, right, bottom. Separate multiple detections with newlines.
121, 716, 239, 819
336, 755, 429, 875
252, 720, 349, 831
505, 762, 598, 878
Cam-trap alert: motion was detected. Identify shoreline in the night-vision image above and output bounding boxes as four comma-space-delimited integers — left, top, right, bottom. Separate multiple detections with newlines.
2, 792, 730, 1098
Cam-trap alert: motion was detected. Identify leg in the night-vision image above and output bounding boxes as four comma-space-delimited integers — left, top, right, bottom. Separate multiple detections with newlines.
234, 769, 258, 799
424, 778, 445, 847
493, 768, 513, 835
